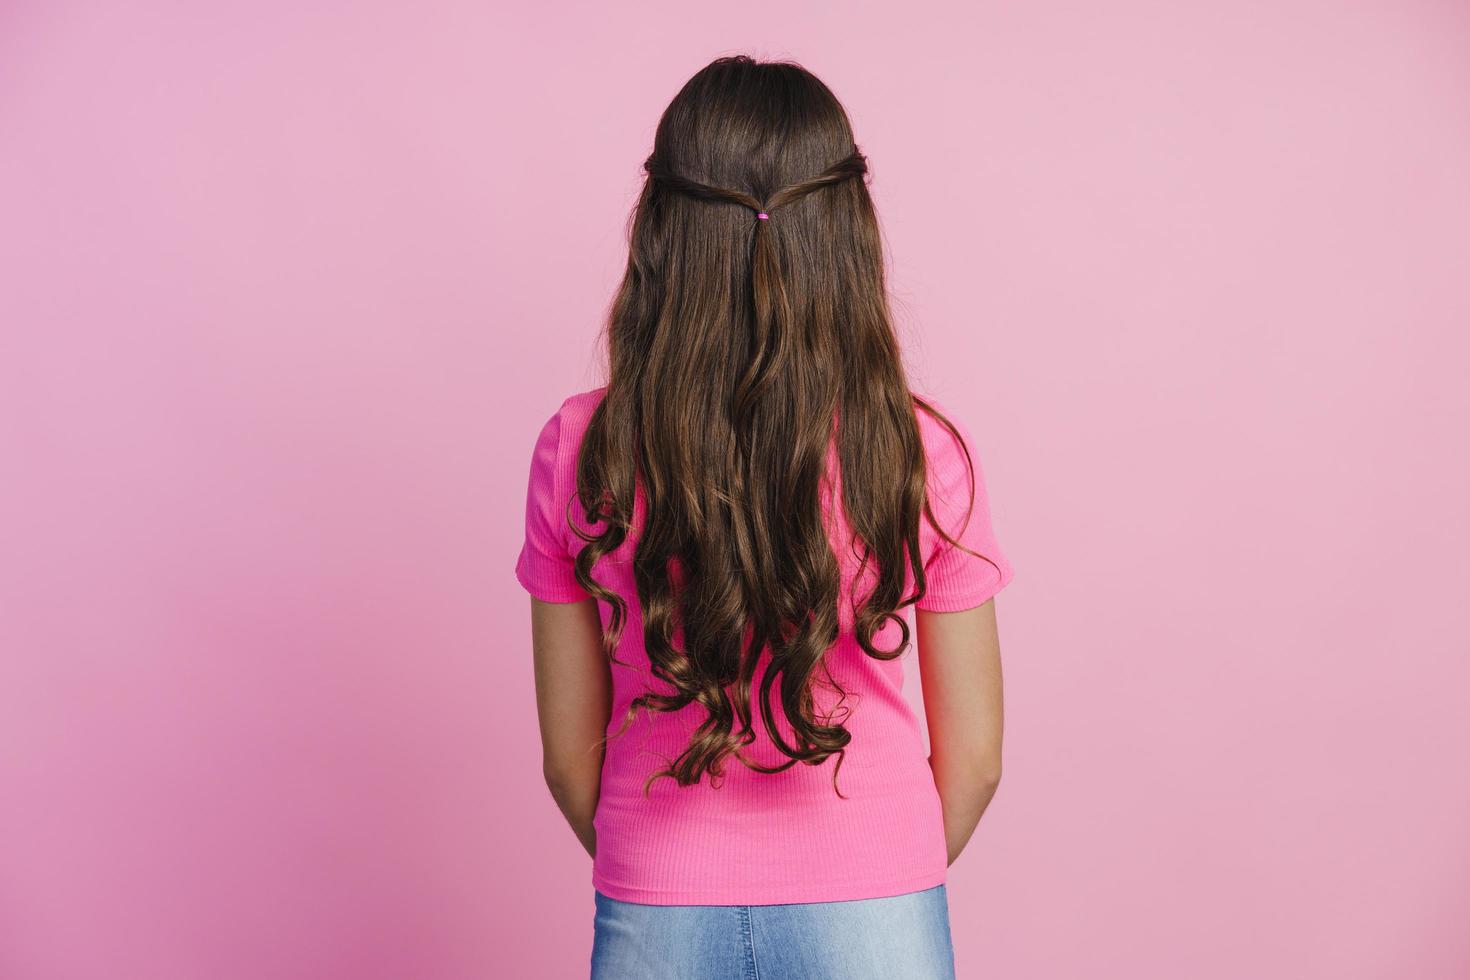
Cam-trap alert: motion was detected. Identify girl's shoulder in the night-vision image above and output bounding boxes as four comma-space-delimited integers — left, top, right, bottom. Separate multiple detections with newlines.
537, 385, 608, 455
552, 383, 608, 420
910, 391, 979, 466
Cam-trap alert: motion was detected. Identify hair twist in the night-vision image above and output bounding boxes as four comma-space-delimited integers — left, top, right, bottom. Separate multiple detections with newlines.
643, 146, 868, 218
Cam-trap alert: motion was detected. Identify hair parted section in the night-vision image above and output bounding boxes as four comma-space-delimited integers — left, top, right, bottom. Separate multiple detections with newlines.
567, 54, 1001, 800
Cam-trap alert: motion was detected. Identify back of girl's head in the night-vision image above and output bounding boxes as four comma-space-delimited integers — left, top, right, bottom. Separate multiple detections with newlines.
579, 55, 970, 797
611, 55, 887, 397
641, 55, 876, 258
651, 54, 857, 196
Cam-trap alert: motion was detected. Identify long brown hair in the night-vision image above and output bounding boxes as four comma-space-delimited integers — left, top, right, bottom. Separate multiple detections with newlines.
570, 55, 987, 797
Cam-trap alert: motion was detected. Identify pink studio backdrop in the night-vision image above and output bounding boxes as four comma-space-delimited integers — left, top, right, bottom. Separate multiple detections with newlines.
3, 2, 1468, 978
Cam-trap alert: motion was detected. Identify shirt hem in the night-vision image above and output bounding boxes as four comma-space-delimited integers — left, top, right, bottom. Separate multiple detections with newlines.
591, 865, 948, 907
514, 560, 593, 604
913, 567, 1014, 613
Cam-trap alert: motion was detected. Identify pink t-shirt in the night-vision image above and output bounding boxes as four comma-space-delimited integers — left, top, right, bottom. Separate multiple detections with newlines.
514, 385, 1013, 906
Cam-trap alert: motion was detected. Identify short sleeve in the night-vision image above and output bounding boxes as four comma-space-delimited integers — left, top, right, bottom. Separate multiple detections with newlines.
913, 403, 1015, 613
514, 404, 594, 603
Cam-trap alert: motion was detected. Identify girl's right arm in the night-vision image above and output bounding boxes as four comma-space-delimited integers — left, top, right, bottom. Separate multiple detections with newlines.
916, 598, 1006, 866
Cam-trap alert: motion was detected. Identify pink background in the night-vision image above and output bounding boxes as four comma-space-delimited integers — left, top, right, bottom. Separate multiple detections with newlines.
3, 2, 1468, 978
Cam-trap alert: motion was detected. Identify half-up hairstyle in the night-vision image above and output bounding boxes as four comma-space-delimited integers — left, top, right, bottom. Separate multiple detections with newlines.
570, 54, 998, 798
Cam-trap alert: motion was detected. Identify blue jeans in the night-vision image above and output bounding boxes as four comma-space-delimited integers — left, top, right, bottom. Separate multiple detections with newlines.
590, 883, 956, 979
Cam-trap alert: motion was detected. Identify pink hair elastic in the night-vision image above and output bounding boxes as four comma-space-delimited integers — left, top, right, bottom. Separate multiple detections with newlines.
755, 212, 769, 220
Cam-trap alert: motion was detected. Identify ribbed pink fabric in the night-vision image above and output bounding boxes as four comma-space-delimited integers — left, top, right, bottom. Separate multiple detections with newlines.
514, 386, 1013, 906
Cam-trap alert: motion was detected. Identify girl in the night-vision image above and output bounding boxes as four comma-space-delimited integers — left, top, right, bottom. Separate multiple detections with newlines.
515, 54, 1013, 980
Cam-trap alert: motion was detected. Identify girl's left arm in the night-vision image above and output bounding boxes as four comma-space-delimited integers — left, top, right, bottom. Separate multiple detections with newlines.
529, 595, 611, 859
